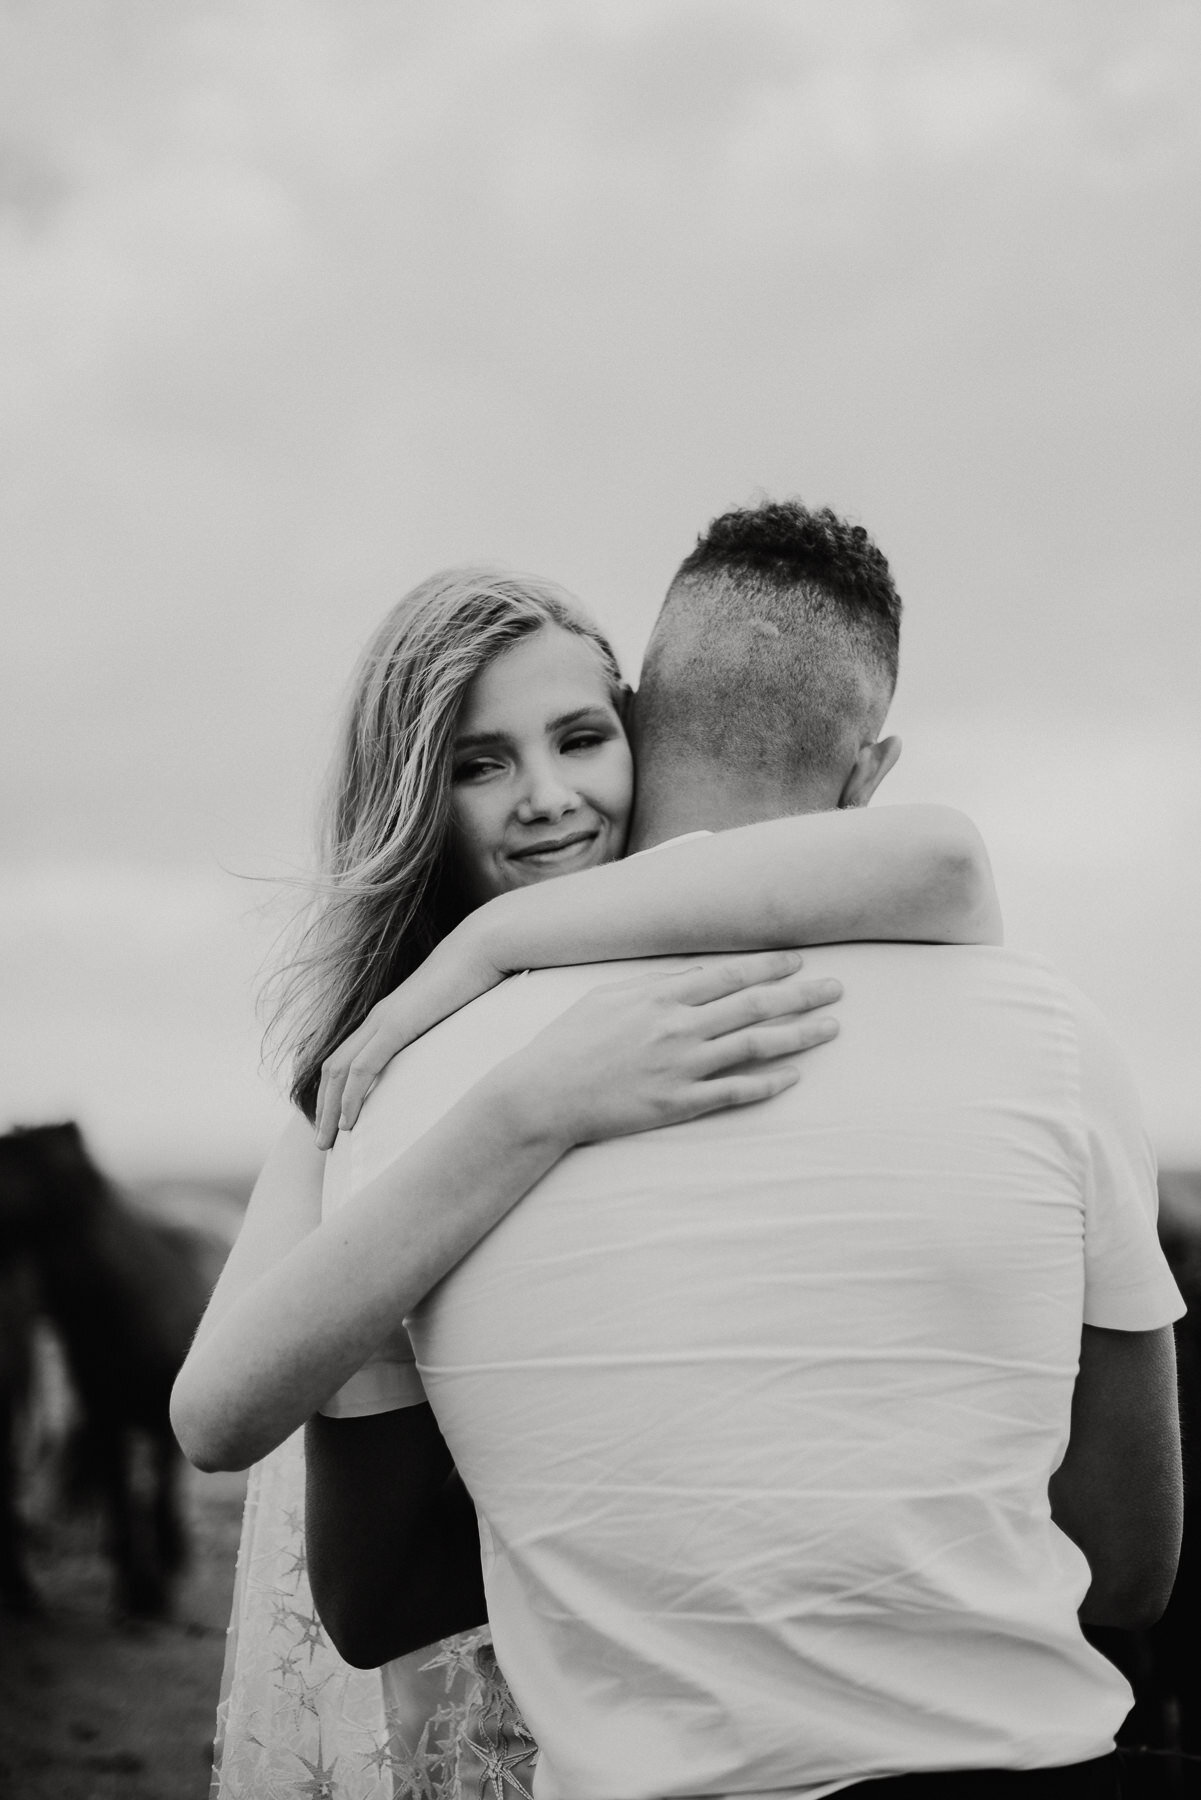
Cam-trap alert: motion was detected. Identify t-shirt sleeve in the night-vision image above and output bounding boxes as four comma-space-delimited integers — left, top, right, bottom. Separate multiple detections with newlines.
316, 1132, 429, 1418
1072, 989, 1185, 1331
317, 1336, 429, 1418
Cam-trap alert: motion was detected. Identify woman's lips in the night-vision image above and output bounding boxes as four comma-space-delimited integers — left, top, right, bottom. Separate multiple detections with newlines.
507, 830, 600, 868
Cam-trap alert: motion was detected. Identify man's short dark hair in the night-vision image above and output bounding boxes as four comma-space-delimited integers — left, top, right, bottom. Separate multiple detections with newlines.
676, 499, 900, 689
636, 498, 901, 784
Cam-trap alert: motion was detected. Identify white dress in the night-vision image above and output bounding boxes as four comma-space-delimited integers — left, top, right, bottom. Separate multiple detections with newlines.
210, 1428, 538, 1800
211, 1096, 542, 1800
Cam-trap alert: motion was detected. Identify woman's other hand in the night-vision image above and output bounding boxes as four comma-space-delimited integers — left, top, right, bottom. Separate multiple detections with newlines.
506, 950, 841, 1151
315, 919, 503, 1150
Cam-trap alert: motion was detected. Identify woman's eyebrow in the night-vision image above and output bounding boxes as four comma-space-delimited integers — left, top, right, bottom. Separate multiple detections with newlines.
547, 705, 610, 732
453, 727, 512, 754
453, 706, 608, 754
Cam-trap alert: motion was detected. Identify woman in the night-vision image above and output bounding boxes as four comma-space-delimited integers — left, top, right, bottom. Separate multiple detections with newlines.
177, 567, 999, 1799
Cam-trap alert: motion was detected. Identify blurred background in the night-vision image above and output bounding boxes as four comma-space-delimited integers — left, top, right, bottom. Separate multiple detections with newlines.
3, 0, 1199, 1181
2, 8, 1200, 1796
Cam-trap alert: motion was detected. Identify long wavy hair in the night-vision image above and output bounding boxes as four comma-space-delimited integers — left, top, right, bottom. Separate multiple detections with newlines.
272, 567, 624, 1119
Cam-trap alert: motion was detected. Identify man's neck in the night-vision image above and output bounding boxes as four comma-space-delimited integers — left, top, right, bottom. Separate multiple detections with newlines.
626, 768, 833, 852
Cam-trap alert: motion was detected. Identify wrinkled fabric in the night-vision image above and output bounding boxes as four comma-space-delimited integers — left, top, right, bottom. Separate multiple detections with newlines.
338, 943, 1182, 1800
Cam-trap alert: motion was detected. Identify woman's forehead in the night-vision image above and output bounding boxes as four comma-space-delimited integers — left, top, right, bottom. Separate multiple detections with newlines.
457, 626, 614, 734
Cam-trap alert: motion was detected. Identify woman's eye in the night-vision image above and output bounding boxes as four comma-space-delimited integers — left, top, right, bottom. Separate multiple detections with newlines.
561, 732, 605, 755
453, 758, 502, 783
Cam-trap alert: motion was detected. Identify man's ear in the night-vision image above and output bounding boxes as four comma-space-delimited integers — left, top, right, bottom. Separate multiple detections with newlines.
838, 735, 901, 809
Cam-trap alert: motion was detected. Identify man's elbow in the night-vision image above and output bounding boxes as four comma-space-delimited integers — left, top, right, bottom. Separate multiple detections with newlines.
321, 1612, 418, 1671
311, 1581, 430, 1669
1052, 1487, 1182, 1633
1080, 1562, 1178, 1632
314, 1600, 384, 1670
311, 1554, 489, 1669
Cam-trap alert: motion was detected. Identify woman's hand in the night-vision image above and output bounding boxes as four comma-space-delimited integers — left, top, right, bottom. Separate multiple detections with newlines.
503, 950, 841, 1151
315, 920, 502, 1150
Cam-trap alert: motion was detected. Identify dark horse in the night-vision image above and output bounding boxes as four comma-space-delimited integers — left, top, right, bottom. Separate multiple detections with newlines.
0, 1244, 40, 1611
0, 1122, 226, 1617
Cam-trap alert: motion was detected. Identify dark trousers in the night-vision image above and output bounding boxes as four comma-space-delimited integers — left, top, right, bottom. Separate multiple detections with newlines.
835, 1752, 1122, 1798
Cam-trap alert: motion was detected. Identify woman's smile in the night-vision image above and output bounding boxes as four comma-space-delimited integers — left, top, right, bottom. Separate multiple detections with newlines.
505, 827, 602, 871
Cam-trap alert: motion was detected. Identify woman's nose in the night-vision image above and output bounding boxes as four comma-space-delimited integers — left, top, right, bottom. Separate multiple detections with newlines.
515, 764, 579, 823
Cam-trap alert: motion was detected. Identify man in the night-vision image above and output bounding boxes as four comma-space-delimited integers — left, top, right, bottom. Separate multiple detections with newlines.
310, 500, 1183, 1798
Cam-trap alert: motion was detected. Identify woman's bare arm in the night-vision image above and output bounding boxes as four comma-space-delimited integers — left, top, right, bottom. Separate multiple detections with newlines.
179, 1120, 482, 1659
318, 805, 999, 1144
172, 954, 837, 1471
172, 1072, 583, 1471
186, 1112, 326, 1357
479, 804, 1001, 969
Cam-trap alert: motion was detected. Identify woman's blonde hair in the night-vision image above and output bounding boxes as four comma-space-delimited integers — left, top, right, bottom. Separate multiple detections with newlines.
273, 567, 623, 1117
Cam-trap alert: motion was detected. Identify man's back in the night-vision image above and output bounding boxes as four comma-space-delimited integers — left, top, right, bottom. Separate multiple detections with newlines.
340, 942, 1179, 1800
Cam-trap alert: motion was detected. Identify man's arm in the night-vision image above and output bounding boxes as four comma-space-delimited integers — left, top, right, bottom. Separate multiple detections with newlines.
305, 1408, 486, 1668
1049, 1322, 1182, 1628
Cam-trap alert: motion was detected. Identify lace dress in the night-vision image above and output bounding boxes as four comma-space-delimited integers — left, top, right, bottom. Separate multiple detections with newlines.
210, 1429, 537, 1800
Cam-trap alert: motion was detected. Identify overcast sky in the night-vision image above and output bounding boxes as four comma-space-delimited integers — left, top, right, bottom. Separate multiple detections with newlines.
2, 0, 1198, 1175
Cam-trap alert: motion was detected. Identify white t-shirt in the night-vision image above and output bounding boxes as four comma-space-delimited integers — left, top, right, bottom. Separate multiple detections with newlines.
322, 943, 1183, 1800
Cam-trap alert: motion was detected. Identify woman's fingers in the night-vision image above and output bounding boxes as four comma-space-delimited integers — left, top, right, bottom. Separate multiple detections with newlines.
512, 953, 840, 1146
336, 1050, 385, 1134
696, 970, 842, 1039
314, 1068, 345, 1150
686, 1062, 803, 1114
315, 1022, 375, 1149
692, 1010, 838, 1078
314, 1065, 340, 1149
643, 950, 805, 1006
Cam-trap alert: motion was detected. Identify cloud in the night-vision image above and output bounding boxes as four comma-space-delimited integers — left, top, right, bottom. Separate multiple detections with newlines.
888, 715, 1201, 1159
1, 2, 1197, 1163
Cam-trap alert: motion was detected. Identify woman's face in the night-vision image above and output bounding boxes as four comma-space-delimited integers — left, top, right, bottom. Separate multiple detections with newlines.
447, 624, 634, 907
